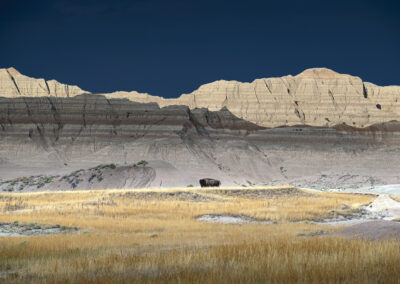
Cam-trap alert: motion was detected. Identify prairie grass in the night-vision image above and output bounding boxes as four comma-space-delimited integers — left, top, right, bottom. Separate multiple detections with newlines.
1, 186, 398, 283
391, 195, 400, 202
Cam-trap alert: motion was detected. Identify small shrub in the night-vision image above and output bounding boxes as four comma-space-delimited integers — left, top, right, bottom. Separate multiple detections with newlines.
90, 164, 116, 170
88, 174, 96, 182
137, 160, 148, 167
43, 176, 53, 183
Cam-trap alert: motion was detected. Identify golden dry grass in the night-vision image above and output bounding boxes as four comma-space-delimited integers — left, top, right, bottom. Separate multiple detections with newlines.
1, 186, 399, 283
391, 195, 400, 202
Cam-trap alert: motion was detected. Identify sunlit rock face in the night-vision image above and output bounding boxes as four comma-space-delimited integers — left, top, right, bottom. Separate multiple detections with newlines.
0, 67, 87, 98
0, 67, 400, 189
2, 67, 400, 128
103, 68, 400, 128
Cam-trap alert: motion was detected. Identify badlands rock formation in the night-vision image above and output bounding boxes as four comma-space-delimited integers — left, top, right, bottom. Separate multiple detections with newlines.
2, 67, 400, 128
104, 68, 400, 128
0, 67, 87, 98
0, 67, 400, 191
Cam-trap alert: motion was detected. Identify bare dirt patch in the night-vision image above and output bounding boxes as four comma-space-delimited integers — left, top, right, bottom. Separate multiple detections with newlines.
331, 220, 400, 240
0, 222, 78, 237
196, 214, 274, 224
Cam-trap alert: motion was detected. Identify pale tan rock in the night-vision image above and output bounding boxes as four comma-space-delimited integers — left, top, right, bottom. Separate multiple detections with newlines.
1, 67, 400, 189
0, 67, 87, 98
102, 67, 400, 128
2, 67, 400, 128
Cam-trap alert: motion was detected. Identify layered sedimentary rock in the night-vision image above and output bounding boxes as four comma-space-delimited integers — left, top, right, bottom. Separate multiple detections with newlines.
104, 68, 400, 128
1, 67, 400, 190
1, 67, 400, 128
0, 67, 87, 98
1, 92, 399, 189
0, 94, 274, 187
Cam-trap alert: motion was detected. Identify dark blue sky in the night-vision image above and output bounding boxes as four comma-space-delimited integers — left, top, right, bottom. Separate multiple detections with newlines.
1, 0, 399, 97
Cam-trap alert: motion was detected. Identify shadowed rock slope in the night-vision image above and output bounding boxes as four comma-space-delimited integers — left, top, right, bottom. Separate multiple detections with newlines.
1, 68, 400, 190
2, 67, 400, 128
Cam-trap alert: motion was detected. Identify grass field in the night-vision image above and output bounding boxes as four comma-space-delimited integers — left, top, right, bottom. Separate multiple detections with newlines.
0, 186, 399, 283
392, 195, 400, 202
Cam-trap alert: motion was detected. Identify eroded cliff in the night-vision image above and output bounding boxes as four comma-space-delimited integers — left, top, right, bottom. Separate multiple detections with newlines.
1, 67, 400, 128
104, 68, 400, 128
1, 67, 400, 190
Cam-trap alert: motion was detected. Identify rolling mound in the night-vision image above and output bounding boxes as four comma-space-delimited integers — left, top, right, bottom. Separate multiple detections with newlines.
0, 163, 156, 192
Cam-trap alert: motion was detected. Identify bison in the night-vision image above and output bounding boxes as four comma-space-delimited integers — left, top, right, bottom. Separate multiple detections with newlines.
199, 178, 221, 187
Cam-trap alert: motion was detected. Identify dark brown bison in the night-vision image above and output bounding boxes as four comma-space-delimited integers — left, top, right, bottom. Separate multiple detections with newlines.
199, 178, 221, 187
